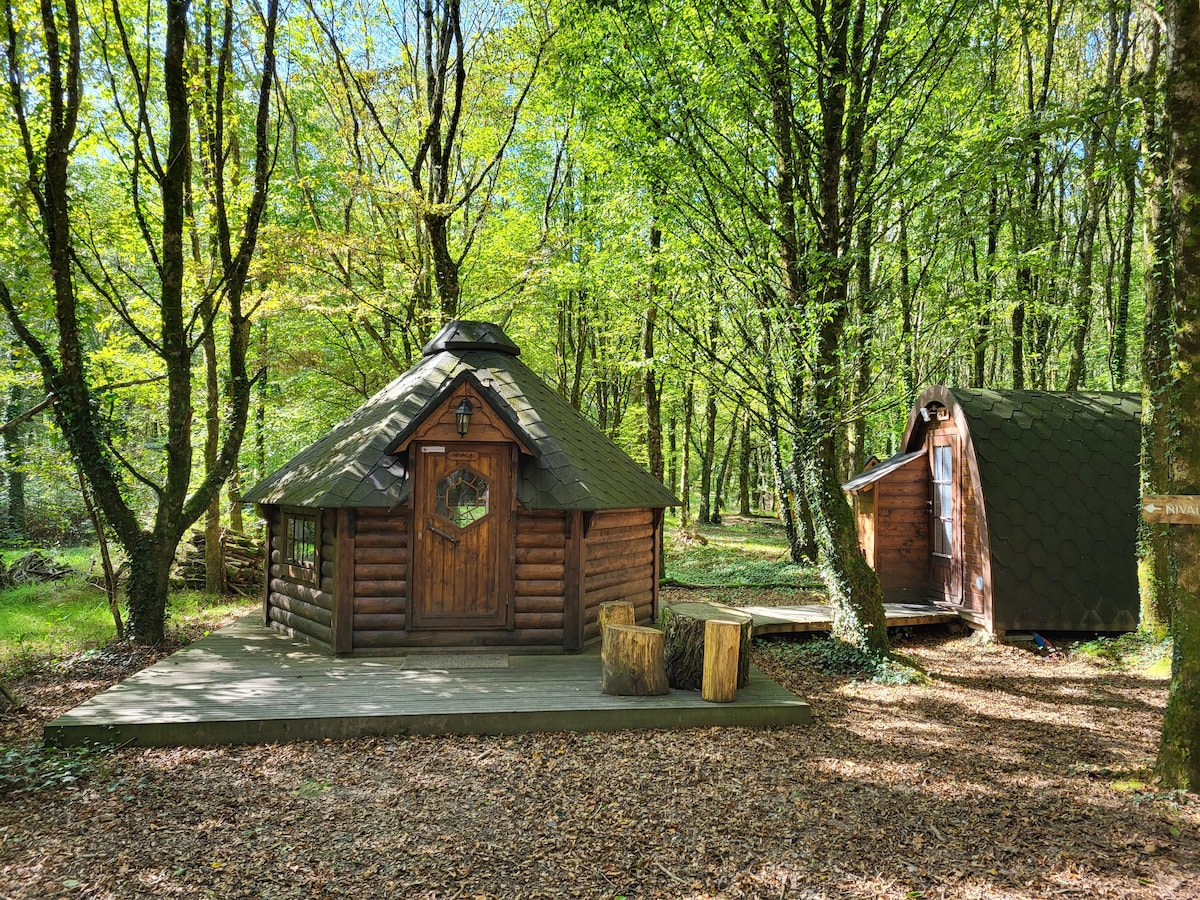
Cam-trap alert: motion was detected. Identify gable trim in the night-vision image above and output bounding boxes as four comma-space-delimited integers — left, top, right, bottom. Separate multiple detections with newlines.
387, 370, 537, 458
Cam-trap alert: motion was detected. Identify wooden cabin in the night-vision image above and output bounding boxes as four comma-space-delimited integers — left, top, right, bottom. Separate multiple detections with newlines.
241, 320, 678, 654
844, 386, 1141, 636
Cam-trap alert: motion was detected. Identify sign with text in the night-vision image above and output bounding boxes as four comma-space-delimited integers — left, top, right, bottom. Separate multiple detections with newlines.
1142, 495, 1200, 524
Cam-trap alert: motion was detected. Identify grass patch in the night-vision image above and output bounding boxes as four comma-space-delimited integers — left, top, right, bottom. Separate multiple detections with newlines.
756, 636, 926, 685
663, 515, 822, 589
0, 579, 119, 673
1070, 632, 1172, 675
0, 575, 255, 677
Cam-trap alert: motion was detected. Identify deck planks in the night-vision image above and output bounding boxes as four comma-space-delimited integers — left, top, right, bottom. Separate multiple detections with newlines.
44, 615, 810, 748
664, 599, 959, 636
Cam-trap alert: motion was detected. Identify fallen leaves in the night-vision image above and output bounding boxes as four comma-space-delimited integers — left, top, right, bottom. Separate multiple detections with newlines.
1, 624, 1197, 899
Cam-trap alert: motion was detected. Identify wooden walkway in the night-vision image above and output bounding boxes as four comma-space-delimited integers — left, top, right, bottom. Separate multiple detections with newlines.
44, 616, 810, 748
664, 600, 959, 637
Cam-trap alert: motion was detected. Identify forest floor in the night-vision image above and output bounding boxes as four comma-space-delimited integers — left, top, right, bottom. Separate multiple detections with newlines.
1, 591, 1194, 899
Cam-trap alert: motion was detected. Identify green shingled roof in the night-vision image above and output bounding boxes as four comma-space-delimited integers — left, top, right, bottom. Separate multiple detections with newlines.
241, 321, 678, 512
931, 387, 1141, 632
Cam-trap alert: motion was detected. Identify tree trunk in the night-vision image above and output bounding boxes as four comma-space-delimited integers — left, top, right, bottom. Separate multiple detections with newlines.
667, 414, 678, 504
644, 216, 664, 485
77, 468, 122, 640
125, 534, 179, 645
2, 381, 26, 539
601, 624, 669, 696
202, 300, 225, 596
847, 138, 877, 474
1138, 15, 1173, 638
737, 411, 752, 516
805, 0, 889, 654
660, 603, 751, 691
228, 471, 244, 533
678, 376, 694, 528
1156, 0, 1200, 790
698, 384, 717, 525
712, 410, 739, 525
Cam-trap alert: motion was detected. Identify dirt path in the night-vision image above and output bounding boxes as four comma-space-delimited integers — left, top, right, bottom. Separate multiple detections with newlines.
1, 624, 1195, 899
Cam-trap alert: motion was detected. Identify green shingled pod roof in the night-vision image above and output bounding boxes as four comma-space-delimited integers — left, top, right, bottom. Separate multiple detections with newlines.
241, 321, 679, 511
927, 387, 1141, 632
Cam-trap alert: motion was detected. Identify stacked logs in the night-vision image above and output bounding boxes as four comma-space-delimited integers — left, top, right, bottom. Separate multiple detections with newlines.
172, 528, 265, 596
0, 551, 73, 588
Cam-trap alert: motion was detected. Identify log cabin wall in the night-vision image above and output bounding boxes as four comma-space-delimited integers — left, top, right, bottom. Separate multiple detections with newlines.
513, 510, 568, 646
265, 505, 335, 650
581, 508, 656, 643
351, 508, 409, 650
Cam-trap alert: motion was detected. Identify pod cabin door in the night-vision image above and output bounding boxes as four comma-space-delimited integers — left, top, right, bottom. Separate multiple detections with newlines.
411, 442, 513, 629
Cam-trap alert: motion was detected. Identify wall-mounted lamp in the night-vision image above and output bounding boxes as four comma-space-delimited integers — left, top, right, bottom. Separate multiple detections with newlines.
455, 398, 474, 436
919, 406, 931, 423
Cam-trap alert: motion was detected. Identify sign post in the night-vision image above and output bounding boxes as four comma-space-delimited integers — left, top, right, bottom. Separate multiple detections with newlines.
1142, 495, 1200, 525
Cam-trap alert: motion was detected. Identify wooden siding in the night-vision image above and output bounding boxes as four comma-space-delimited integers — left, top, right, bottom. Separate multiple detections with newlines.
581, 509, 656, 641
855, 490, 877, 568
874, 463, 930, 601
351, 508, 409, 648
266, 507, 333, 649
513, 510, 567, 645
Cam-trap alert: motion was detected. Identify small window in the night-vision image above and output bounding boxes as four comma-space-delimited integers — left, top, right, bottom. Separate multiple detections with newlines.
932, 444, 954, 557
436, 469, 490, 528
284, 513, 317, 575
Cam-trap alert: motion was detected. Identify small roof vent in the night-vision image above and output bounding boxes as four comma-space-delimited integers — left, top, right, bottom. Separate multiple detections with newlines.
421, 320, 521, 357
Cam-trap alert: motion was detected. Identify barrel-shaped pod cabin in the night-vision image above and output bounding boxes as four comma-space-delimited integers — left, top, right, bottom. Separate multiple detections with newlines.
241, 321, 678, 653
843, 386, 1141, 636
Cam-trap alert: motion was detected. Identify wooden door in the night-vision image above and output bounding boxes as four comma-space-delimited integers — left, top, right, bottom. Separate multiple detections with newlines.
929, 434, 961, 603
411, 442, 513, 629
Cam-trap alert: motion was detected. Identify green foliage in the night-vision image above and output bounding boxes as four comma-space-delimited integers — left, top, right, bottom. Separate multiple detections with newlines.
0, 741, 114, 796
1070, 632, 1172, 675
757, 637, 926, 685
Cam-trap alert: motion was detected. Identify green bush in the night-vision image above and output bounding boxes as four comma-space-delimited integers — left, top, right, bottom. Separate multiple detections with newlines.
0, 742, 113, 796
757, 636, 925, 685
1070, 632, 1172, 674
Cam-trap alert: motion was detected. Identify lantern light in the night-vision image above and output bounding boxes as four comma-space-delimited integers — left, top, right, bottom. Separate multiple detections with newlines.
455, 398, 473, 436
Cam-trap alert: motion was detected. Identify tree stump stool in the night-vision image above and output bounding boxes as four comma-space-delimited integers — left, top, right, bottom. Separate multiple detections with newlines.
598, 600, 636, 632
601, 624, 669, 696
659, 603, 752, 691
701, 619, 742, 702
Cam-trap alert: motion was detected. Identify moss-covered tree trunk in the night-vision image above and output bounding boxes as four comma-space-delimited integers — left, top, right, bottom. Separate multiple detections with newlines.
1156, 0, 1200, 790
1138, 15, 1173, 638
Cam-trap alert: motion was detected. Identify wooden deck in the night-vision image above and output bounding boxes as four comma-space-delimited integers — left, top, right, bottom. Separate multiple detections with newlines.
664, 599, 959, 636
44, 615, 810, 748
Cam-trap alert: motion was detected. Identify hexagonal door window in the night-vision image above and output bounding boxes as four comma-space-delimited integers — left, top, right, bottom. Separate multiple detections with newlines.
435, 468, 490, 528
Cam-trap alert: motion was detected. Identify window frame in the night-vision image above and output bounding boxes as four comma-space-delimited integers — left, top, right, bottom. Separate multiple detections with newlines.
930, 440, 955, 560
281, 509, 320, 585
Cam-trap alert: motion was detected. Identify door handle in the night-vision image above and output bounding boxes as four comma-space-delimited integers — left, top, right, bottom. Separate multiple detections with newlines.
429, 524, 460, 545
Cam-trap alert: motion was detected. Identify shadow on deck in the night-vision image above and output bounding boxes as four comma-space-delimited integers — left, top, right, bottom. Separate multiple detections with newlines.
44, 615, 811, 748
